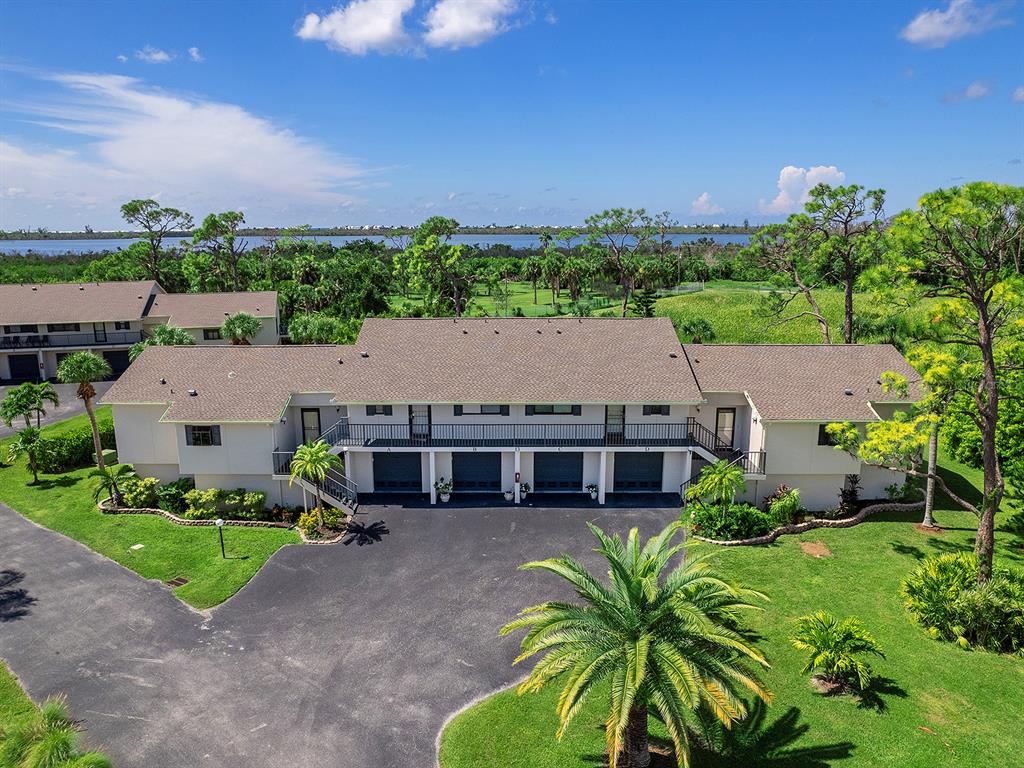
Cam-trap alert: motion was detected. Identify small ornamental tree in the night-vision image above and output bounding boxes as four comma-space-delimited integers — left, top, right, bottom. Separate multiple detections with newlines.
791, 611, 884, 692
220, 311, 262, 345
289, 440, 342, 526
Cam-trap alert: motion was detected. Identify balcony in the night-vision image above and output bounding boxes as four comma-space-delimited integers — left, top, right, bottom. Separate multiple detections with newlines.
318, 417, 734, 452
1, 331, 142, 350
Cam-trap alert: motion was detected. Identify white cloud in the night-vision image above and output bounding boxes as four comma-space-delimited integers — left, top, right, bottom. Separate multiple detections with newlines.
758, 165, 846, 215
0, 72, 365, 228
116, 54, 128, 63
944, 79, 991, 102
423, 0, 518, 49
135, 45, 173, 63
690, 192, 725, 216
1013, 85, 1024, 102
297, 0, 415, 55
188, 46, 204, 62
900, 0, 1011, 48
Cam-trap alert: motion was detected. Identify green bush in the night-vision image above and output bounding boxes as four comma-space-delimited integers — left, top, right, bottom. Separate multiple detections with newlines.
764, 486, 804, 527
688, 502, 774, 540
36, 420, 116, 473
321, 505, 347, 529
297, 509, 320, 537
121, 476, 159, 508
791, 611, 885, 691
155, 477, 195, 515
181, 486, 267, 520
901, 552, 1024, 655
182, 488, 222, 520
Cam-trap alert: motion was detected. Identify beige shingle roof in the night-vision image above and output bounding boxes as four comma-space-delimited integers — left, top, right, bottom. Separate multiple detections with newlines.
0, 281, 160, 324
682, 344, 921, 421
145, 291, 278, 328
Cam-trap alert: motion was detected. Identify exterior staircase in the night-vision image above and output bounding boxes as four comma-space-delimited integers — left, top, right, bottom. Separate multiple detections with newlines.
272, 450, 359, 513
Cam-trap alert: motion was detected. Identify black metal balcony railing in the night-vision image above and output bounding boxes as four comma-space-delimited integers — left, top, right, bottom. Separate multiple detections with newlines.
271, 449, 357, 507
1, 331, 142, 349
272, 450, 294, 475
317, 417, 738, 452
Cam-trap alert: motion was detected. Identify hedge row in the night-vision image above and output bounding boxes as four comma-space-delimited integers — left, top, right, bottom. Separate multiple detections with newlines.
37, 419, 116, 473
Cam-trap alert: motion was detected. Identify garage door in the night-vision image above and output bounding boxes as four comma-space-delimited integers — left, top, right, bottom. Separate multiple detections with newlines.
372, 452, 422, 492
452, 452, 501, 492
103, 350, 131, 377
7, 354, 39, 383
613, 452, 663, 492
534, 452, 584, 492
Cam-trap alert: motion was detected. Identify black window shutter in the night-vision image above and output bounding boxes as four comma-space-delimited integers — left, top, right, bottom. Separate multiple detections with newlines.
366, 405, 374, 416
643, 405, 652, 416
454, 405, 463, 416
525, 405, 535, 416
184, 426, 193, 446
211, 425, 221, 446
572, 405, 581, 416
384, 405, 393, 416
500, 405, 509, 416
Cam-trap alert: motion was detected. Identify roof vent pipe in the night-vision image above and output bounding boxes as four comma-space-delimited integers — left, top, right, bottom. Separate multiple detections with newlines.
844, 389, 854, 396
188, 389, 198, 396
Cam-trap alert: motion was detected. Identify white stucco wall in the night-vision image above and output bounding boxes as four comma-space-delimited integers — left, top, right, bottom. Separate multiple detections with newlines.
176, 422, 276, 476
194, 473, 302, 507
112, 404, 180, 466
762, 422, 862, 475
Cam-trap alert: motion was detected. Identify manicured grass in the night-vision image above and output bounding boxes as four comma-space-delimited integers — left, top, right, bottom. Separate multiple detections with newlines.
0, 662, 37, 734
0, 408, 299, 610
439, 453, 1024, 768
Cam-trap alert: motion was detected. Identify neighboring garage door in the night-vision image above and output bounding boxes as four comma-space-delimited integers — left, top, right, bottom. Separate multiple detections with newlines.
452, 452, 502, 492
7, 354, 39, 383
372, 452, 422, 492
534, 452, 584, 492
103, 350, 131, 377
613, 452, 664, 492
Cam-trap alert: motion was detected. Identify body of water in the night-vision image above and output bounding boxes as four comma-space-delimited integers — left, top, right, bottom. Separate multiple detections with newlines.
0, 231, 750, 256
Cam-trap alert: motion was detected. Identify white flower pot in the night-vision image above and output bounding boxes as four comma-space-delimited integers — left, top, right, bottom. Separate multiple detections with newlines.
504, 491, 514, 502
440, 492, 451, 503
590, 490, 598, 500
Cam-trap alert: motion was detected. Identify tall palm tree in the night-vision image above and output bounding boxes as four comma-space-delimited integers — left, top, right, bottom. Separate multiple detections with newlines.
23, 381, 60, 427
1, 384, 35, 429
90, 464, 137, 507
220, 312, 263, 345
686, 458, 746, 510
57, 351, 111, 470
501, 521, 771, 768
7, 426, 43, 484
289, 439, 341, 525
0, 695, 112, 768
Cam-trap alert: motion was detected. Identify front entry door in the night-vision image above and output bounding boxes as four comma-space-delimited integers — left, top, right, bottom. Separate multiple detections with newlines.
410, 404, 431, 441
93, 322, 107, 343
606, 405, 625, 444
301, 408, 321, 444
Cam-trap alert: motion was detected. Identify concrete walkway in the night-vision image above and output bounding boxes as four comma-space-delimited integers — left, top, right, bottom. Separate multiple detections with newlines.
0, 499, 678, 767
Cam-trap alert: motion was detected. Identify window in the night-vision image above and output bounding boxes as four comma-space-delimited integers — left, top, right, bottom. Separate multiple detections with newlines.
454, 404, 510, 416
46, 323, 80, 332
716, 408, 736, 447
184, 425, 221, 446
365, 405, 393, 416
203, 328, 222, 340
526, 404, 581, 416
818, 424, 838, 446
114, 321, 131, 330
642, 405, 671, 416
3, 324, 38, 334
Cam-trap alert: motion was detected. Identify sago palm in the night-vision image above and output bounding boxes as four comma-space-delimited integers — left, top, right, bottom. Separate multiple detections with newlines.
289, 439, 341, 525
220, 312, 263, 345
57, 352, 111, 470
686, 459, 746, 509
90, 464, 137, 507
791, 611, 884, 691
501, 521, 771, 768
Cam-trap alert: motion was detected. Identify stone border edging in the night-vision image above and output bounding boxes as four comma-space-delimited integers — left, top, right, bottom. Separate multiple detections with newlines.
692, 500, 926, 546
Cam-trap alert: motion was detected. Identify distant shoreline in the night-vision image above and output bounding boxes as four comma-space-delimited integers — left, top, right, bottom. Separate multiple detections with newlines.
0, 225, 757, 241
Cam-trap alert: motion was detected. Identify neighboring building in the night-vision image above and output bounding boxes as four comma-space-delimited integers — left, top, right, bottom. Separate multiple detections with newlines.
0, 282, 281, 383
144, 291, 280, 345
102, 317, 917, 511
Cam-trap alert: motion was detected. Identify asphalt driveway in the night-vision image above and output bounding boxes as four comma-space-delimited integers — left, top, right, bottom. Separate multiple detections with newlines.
0, 382, 113, 438
0, 498, 679, 767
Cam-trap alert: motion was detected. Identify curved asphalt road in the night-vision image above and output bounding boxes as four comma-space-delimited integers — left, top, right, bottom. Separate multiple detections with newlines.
0, 499, 676, 767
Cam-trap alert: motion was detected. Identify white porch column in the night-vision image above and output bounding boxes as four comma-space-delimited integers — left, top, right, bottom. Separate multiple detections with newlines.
36, 350, 45, 380
429, 450, 437, 505
598, 450, 608, 505
514, 450, 522, 503
681, 451, 693, 499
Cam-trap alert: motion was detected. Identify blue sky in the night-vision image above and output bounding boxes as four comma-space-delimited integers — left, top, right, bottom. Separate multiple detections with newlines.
1, 0, 1021, 230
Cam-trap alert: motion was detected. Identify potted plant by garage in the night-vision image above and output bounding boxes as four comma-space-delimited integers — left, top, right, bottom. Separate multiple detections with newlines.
519, 482, 531, 500
585, 483, 599, 501
503, 488, 515, 502
434, 477, 453, 503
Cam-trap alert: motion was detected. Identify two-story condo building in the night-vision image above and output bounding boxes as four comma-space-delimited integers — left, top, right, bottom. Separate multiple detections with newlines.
0, 281, 280, 383
101, 317, 916, 511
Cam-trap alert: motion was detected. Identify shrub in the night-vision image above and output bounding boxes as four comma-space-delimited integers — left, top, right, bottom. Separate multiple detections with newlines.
321, 505, 347, 529
791, 611, 885, 691
885, 481, 924, 502
121, 476, 159, 508
688, 502, 774, 540
221, 488, 267, 520
766, 487, 804, 527
837, 474, 861, 517
182, 488, 222, 520
35, 419, 116, 473
901, 552, 1024, 655
156, 477, 195, 515
297, 509, 320, 537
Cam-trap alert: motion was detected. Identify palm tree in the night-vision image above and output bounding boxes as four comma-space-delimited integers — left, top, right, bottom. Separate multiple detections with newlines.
129, 323, 195, 362
2, 381, 59, 429
288, 439, 341, 525
791, 611, 884, 692
7, 426, 43, 484
501, 521, 771, 768
686, 458, 746, 510
0, 695, 112, 768
220, 312, 263, 345
522, 257, 543, 304
24, 381, 59, 427
90, 464, 137, 507
57, 352, 111, 470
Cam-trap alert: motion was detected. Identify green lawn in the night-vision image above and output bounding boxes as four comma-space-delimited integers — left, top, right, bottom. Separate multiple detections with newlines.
439, 452, 1024, 768
0, 663, 37, 734
0, 408, 299, 610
